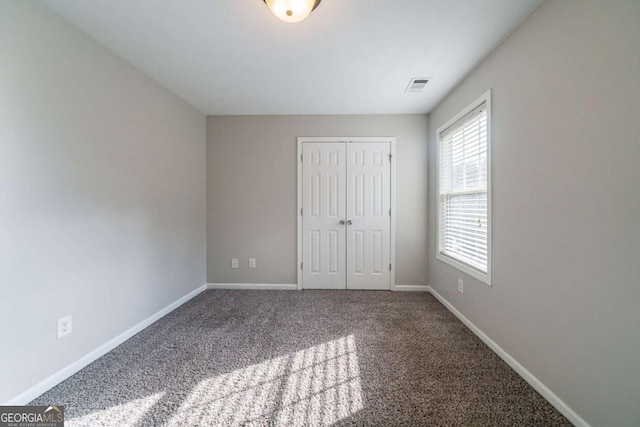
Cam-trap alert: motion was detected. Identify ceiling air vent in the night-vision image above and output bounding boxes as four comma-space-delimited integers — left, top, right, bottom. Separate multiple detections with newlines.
405, 77, 430, 93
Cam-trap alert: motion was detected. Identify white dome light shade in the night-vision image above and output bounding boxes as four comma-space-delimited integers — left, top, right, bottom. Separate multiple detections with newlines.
264, 0, 321, 23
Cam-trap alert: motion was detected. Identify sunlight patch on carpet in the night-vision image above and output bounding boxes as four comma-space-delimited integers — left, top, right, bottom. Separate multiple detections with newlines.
167, 335, 363, 426
67, 392, 165, 426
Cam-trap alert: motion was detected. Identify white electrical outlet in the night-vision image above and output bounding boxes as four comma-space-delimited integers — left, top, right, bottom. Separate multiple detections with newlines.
249, 258, 256, 269
231, 258, 239, 269
57, 315, 72, 338
458, 279, 464, 293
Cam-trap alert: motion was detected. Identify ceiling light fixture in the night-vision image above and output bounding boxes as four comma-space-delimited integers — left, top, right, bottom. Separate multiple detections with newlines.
263, 0, 321, 23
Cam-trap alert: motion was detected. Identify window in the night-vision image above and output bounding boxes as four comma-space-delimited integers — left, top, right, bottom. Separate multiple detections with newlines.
437, 90, 491, 285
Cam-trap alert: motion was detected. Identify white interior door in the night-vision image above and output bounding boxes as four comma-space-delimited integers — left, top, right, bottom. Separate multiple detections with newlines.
346, 143, 391, 290
302, 143, 347, 289
301, 139, 392, 290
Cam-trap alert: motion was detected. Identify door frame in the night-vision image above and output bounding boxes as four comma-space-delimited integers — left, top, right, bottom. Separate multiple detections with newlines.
297, 137, 397, 291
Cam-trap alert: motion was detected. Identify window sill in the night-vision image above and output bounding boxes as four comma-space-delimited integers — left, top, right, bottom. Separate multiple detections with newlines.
437, 252, 492, 286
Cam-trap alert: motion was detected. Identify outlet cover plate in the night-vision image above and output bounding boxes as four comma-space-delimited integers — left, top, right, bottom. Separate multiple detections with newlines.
57, 315, 72, 338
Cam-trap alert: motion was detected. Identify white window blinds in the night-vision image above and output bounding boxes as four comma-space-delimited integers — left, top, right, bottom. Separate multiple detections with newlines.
439, 103, 488, 274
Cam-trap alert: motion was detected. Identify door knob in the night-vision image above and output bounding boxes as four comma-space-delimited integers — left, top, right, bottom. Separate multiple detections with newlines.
339, 220, 346, 225
347, 220, 353, 225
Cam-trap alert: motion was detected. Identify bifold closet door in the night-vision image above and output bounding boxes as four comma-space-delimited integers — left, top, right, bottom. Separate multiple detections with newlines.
302, 143, 347, 289
346, 143, 391, 290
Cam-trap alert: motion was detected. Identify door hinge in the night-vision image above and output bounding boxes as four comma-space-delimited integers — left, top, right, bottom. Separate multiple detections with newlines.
389, 264, 392, 271
301, 262, 303, 270
389, 208, 391, 217
388, 153, 392, 161
300, 208, 303, 216
300, 154, 303, 162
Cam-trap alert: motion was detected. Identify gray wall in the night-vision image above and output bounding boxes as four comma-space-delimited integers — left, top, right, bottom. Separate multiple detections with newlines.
427, 1, 640, 426
0, 1, 206, 403
207, 115, 428, 285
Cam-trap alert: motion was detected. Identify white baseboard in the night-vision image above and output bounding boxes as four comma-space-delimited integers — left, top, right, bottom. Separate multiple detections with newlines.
426, 286, 589, 427
392, 285, 429, 292
207, 283, 298, 291
208, 284, 428, 292
5, 284, 207, 406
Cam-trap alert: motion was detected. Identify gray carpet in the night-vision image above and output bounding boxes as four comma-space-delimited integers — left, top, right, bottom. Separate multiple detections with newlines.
31, 290, 571, 426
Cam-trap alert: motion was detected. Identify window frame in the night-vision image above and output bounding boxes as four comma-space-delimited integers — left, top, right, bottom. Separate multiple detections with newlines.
436, 89, 492, 286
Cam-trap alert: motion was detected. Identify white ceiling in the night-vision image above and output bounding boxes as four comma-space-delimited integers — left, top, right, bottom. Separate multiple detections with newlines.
42, 0, 542, 115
